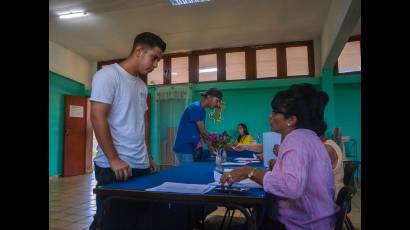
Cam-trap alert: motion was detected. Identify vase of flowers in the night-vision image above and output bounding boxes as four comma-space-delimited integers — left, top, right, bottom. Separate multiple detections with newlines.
206, 131, 231, 168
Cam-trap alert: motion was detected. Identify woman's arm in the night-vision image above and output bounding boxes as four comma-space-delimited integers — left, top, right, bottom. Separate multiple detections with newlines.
325, 144, 338, 169
220, 166, 266, 186
232, 144, 263, 153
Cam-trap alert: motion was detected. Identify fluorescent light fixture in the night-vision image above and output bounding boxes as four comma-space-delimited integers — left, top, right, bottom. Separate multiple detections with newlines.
172, 72, 178, 76
199, 67, 217, 73
169, 0, 210, 6
59, 11, 88, 19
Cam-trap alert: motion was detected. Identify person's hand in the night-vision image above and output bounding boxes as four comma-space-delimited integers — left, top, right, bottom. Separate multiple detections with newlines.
209, 147, 218, 156
219, 167, 251, 186
273, 144, 280, 156
268, 159, 276, 171
149, 155, 158, 172
109, 157, 132, 181
231, 144, 247, 152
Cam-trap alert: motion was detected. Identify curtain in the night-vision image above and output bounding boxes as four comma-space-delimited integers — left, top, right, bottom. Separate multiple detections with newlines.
155, 84, 192, 168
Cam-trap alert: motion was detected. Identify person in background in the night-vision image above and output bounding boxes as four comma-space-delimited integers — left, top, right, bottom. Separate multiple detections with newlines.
233, 123, 254, 145
318, 122, 345, 198
220, 83, 339, 230
173, 88, 223, 165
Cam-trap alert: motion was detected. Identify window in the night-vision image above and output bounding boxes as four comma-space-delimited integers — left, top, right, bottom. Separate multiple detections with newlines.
256, 48, 277, 78
286, 46, 309, 76
337, 40, 361, 74
147, 59, 163, 85
171, 57, 189, 84
198, 54, 217, 82
226, 52, 246, 80
98, 40, 315, 84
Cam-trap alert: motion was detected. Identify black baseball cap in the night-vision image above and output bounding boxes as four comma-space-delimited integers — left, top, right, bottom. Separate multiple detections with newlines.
200, 88, 223, 99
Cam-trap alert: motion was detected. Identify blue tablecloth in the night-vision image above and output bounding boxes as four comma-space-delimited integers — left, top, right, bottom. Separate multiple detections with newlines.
103, 150, 265, 198
97, 151, 267, 230
103, 161, 266, 199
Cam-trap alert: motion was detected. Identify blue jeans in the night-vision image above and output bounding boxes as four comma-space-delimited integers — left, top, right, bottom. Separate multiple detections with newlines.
175, 153, 194, 166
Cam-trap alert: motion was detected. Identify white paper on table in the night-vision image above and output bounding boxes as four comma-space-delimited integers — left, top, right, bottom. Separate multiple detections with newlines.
262, 132, 282, 168
212, 170, 262, 188
221, 162, 247, 166
236, 160, 261, 163
234, 157, 258, 161
145, 182, 215, 194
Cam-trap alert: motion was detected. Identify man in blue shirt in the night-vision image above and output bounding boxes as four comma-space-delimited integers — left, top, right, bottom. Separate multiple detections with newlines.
173, 88, 223, 165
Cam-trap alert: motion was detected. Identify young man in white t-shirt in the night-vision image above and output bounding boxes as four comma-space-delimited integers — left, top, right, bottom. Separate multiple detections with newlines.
89, 32, 166, 230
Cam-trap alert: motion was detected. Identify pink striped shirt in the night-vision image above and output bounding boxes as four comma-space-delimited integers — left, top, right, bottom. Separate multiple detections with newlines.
263, 129, 339, 230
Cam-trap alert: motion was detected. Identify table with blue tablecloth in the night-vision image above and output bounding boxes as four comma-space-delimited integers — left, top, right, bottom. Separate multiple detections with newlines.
94, 151, 276, 230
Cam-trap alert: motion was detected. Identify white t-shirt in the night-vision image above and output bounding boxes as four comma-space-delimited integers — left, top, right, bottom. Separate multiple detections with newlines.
90, 63, 149, 169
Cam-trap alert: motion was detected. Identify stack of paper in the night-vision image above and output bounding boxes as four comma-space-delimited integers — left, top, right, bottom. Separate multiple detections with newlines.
221, 162, 247, 166
146, 182, 215, 194
234, 157, 257, 161
234, 157, 261, 163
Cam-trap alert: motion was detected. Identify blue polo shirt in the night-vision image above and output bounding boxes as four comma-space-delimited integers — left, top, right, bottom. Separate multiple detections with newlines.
173, 101, 206, 154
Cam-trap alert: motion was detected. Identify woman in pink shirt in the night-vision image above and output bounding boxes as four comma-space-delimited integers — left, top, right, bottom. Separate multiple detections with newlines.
220, 84, 339, 230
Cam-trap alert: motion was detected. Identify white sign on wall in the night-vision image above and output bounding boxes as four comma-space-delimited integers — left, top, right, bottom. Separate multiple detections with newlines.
69, 105, 84, 118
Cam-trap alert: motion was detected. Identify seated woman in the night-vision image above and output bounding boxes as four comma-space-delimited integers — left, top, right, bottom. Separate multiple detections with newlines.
220, 84, 339, 230
318, 123, 345, 199
234, 123, 254, 145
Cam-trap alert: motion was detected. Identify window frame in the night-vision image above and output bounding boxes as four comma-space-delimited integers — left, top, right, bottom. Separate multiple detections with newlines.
96, 40, 315, 85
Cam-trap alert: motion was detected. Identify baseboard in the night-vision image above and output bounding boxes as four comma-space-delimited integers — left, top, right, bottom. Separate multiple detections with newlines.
49, 175, 61, 181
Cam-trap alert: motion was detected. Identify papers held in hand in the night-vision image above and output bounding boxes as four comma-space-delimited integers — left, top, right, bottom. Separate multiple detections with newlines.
262, 132, 281, 168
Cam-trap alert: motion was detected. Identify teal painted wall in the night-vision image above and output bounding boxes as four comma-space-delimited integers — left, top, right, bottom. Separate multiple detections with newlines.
190, 78, 322, 143
334, 81, 361, 162
49, 71, 87, 176
149, 76, 361, 177
49, 70, 361, 178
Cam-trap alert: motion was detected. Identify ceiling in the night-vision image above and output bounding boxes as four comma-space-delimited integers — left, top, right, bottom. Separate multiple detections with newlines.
49, 0, 360, 62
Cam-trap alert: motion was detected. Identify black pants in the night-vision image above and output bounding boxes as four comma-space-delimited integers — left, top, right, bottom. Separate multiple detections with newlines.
90, 164, 215, 230
90, 164, 151, 230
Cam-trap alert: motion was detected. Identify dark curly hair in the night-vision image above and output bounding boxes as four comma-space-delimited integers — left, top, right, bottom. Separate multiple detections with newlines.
271, 83, 329, 136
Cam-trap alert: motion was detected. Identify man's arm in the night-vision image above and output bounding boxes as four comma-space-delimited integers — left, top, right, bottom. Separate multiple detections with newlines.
196, 120, 214, 151
196, 120, 208, 140
91, 101, 131, 181
145, 111, 157, 172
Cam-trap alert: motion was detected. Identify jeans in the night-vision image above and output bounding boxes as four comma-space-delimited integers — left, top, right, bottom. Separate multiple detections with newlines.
175, 153, 194, 166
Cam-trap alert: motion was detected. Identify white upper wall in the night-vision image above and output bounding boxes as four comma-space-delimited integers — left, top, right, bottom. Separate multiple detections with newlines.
49, 40, 96, 89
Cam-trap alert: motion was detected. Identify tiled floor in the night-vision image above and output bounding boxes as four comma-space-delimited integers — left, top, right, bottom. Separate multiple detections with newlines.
49, 174, 96, 230
49, 173, 361, 230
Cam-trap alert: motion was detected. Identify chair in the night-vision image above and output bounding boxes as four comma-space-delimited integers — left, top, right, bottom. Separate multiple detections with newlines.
335, 186, 355, 230
342, 162, 359, 230
343, 161, 358, 187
